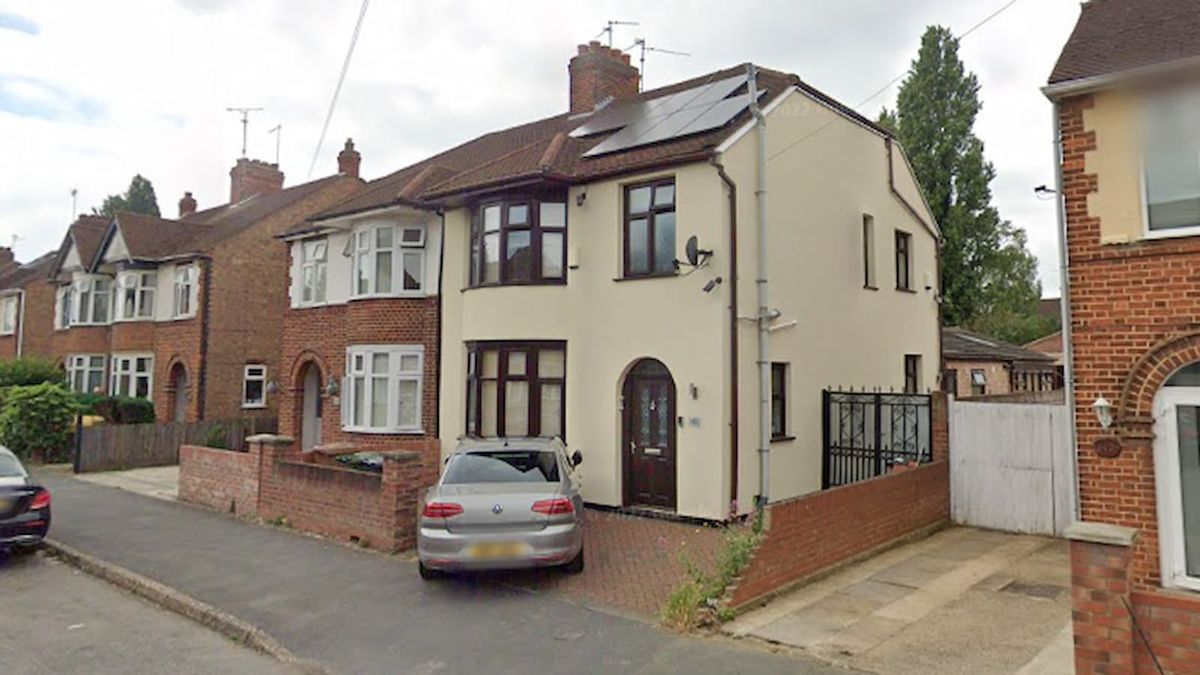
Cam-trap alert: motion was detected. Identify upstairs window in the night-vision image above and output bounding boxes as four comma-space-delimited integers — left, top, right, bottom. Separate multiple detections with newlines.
895, 230, 912, 291
55, 286, 72, 329
74, 276, 111, 325
342, 345, 424, 433
300, 238, 328, 305
117, 270, 156, 321
243, 365, 267, 409
465, 341, 565, 439
0, 295, 16, 335
1144, 91, 1200, 233
173, 265, 197, 318
111, 354, 153, 399
351, 224, 425, 297
469, 197, 567, 286
624, 179, 676, 278
67, 354, 105, 394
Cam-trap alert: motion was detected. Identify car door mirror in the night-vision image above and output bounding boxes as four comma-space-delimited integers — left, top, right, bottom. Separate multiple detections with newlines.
571, 449, 583, 467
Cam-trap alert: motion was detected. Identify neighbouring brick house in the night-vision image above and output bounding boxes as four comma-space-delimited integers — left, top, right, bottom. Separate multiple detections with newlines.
940, 327, 1059, 399
1047, 0, 1200, 671
45, 153, 362, 421
0, 249, 56, 361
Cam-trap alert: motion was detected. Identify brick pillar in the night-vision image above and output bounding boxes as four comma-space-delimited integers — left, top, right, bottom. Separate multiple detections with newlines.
381, 450, 423, 552
1066, 522, 1139, 674
247, 434, 297, 515
931, 391, 949, 463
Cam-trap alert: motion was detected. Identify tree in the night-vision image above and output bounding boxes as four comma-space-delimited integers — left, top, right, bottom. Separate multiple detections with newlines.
879, 26, 1053, 344
93, 174, 160, 218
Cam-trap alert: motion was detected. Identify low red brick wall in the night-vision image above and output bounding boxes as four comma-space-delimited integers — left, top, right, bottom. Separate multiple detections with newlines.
727, 460, 950, 609
178, 445, 259, 517
1131, 590, 1200, 673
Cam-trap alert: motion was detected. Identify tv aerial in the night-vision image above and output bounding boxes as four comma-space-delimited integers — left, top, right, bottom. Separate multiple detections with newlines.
226, 106, 264, 157
626, 38, 690, 91
596, 20, 638, 47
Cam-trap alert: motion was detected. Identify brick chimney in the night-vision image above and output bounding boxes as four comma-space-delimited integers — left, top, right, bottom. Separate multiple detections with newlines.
229, 158, 284, 203
569, 41, 640, 114
0, 247, 14, 276
178, 191, 198, 217
337, 138, 361, 178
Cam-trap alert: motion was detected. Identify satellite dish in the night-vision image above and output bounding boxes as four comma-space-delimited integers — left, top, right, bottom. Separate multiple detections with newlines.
685, 236, 700, 267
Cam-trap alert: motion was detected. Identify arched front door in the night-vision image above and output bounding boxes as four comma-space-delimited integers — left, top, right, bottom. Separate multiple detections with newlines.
170, 364, 189, 423
1153, 362, 1200, 591
622, 358, 677, 510
300, 364, 323, 452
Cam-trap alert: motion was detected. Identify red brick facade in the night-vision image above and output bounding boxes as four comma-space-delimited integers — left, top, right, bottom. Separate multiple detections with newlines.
0, 278, 56, 361
1061, 92, 1200, 671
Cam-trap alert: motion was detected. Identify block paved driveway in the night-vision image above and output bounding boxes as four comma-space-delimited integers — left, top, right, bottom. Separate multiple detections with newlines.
34, 471, 845, 675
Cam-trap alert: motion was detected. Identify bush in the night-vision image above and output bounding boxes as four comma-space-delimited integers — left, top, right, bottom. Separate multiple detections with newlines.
74, 393, 155, 425
203, 426, 228, 450
0, 383, 80, 461
0, 358, 63, 388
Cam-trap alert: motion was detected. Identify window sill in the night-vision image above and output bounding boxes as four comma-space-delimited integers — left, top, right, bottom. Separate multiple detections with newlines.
863, 285, 878, 291
349, 292, 427, 302
0, 331, 13, 337
294, 301, 332, 310
170, 314, 197, 322
613, 272, 679, 283
113, 317, 155, 324
242, 403, 267, 410
770, 435, 795, 444
895, 287, 917, 294
341, 426, 426, 436
463, 280, 567, 292
1144, 226, 1200, 241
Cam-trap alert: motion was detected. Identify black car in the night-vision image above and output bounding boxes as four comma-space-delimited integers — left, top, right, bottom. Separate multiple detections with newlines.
0, 447, 50, 553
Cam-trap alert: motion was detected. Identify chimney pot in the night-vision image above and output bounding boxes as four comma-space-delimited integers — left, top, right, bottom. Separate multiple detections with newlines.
0, 247, 14, 275
337, 138, 361, 179
569, 42, 641, 114
178, 191, 198, 217
229, 158, 284, 203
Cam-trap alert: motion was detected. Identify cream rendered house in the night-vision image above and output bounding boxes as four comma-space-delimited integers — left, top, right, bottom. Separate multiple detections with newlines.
313, 43, 940, 521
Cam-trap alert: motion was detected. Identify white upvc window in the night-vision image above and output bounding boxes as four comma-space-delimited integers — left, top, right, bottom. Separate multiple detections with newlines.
67, 354, 106, 394
110, 353, 153, 400
116, 270, 156, 321
300, 238, 328, 305
55, 285, 72, 330
73, 276, 111, 325
173, 264, 197, 318
349, 224, 425, 299
342, 344, 423, 433
1142, 90, 1200, 238
0, 295, 17, 335
243, 364, 267, 409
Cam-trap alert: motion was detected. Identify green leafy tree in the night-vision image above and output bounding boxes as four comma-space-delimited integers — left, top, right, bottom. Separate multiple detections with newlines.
879, 26, 1051, 343
0, 358, 63, 388
0, 383, 80, 461
93, 174, 160, 218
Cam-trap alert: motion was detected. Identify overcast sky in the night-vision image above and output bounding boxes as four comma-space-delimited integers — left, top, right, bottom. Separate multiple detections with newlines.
0, 0, 1081, 295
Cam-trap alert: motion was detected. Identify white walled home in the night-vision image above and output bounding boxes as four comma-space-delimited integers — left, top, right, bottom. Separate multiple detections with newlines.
330, 44, 941, 520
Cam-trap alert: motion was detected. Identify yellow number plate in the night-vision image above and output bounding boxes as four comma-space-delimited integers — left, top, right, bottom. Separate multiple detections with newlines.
467, 542, 527, 560
0, 498, 10, 513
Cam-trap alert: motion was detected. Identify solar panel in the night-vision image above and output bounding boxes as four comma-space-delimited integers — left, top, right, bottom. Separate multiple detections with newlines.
675, 91, 761, 138
569, 100, 653, 138
570, 74, 747, 139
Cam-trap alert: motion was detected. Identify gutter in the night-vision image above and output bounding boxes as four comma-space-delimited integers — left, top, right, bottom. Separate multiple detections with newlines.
1042, 55, 1200, 101
1052, 102, 1080, 523
710, 157, 740, 513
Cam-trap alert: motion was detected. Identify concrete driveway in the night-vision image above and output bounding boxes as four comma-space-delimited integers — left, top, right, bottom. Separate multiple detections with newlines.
726, 527, 1072, 675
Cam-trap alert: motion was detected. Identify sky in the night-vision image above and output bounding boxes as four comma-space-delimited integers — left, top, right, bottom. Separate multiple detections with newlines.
0, 0, 1081, 295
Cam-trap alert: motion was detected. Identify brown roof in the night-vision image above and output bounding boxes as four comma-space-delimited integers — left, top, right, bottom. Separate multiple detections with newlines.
0, 252, 56, 291
943, 327, 1054, 365
1049, 0, 1200, 85
1024, 330, 1063, 356
49, 215, 111, 278
300, 64, 874, 230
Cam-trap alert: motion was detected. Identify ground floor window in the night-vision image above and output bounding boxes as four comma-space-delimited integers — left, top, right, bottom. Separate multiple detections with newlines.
465, 341, 565, 439
771, 362, 789, 439
243, 364, 267, 409
342, 345, 423, 433
68, 354, 106, 394
904, 355, 922, 394
970, 369, 987, 396
111, 354, 153, 399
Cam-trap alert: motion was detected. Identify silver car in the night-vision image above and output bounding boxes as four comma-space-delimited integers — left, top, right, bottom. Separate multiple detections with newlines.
417, 438, 584, 579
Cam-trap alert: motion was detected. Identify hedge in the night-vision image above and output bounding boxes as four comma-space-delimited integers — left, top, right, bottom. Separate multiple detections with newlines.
74, 393, 156, 425
0, 383, 79, 461
0, 358, 63, 388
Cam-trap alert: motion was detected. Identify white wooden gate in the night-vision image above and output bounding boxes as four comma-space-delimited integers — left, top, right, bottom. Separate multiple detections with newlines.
949, 400, 1076, 536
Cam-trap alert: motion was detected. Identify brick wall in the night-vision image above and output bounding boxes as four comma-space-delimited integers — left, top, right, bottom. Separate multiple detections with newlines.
0, 280, 56, 360
726, 460, 950, 609
943, 358, 1012, 398
51, 324, 110, 364
1130, 591, 1200, 673
177, 444, 259, 516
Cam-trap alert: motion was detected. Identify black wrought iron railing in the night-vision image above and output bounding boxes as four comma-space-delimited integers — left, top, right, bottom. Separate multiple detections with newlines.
821, 389, 932, 489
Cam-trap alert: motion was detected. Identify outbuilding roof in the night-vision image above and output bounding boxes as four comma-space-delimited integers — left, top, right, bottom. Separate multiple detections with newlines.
943, 327, 1054, 365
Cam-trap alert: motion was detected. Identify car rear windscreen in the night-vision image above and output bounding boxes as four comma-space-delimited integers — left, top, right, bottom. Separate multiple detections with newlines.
443, 450, 559, 484
0, 454, 25, 477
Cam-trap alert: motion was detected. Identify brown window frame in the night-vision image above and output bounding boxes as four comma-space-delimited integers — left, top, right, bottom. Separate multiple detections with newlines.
895, 230, 912, 291
771, 362, 789, 440
623, 178, 678, 279
904, 354, 921, 394
469, 194, 567, 288
464, 341, 566, 440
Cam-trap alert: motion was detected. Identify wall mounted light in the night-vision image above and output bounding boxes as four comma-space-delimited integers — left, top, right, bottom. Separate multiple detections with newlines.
265, 380, 279, 396
325, 380, 340, 397
1093, 396, 1113, 430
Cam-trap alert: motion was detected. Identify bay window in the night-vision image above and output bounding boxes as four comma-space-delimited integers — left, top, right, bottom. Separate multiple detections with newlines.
0, 295, 16, 335
350, 224, 425, 298
173, 264, 197, 318
465, 341, 565, 439
111, 354, 153, 399
74, 276, 111, 325
469, 196, 567, 286
67, 354, 106, 394
342, 345, 423, 433
300, 238, 328, 305
117, 270, 156, 321
624, 179, 676, 277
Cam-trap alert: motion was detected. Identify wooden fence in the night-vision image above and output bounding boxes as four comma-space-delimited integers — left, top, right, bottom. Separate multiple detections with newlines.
949, 399, 1075, 536
74, 417, 278, 473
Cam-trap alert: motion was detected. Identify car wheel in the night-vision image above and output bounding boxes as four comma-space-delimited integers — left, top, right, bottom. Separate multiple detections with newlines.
563, 547, 585, 574
418, 561, 441, 580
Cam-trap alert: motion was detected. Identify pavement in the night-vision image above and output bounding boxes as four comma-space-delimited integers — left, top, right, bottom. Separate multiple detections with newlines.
33, 469, 845, 675
726, 527, 1073, 675
0, 552, 288, 675
73, 464, 179, 501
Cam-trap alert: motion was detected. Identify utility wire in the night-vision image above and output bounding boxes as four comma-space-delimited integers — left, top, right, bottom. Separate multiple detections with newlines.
768, 0, 1020, 163
308, 0, 370, 179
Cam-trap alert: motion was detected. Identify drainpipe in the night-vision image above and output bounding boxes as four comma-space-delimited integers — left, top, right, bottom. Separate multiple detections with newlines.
747, 63, 771, 508
1052, 102, 1080, 522
15, 290, 25, 358
710, 158, 739, 514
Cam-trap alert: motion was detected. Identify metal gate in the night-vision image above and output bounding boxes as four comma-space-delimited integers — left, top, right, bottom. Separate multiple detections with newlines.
821, 390, 932, 488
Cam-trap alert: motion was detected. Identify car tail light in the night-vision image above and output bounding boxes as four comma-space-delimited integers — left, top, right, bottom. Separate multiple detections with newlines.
422, 501, 463, 518
28, 488, 50, 511
531, 498, 574, 515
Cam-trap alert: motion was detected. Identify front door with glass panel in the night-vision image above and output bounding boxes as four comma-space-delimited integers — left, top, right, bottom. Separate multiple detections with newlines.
1153, 367, 1200, 590
622, 359, 676, 510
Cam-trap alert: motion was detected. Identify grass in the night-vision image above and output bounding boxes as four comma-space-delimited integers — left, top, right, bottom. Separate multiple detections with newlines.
660, 513, 763, 631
